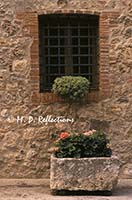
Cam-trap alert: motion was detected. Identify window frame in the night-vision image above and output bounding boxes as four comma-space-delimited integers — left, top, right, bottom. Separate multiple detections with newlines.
17, 10, 114, 104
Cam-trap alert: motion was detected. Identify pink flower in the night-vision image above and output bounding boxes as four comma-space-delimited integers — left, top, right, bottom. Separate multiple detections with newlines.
92, 129, 96, 133
83, 131, 93, 136
83, 129, 96, 136
60, 132, 69, 139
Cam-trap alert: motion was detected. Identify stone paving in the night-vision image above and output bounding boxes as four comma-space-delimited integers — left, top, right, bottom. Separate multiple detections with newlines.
0, 179, 132, 200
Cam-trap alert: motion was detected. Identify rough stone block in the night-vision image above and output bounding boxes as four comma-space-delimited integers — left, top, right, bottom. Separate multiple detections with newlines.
50, 155, 121, 191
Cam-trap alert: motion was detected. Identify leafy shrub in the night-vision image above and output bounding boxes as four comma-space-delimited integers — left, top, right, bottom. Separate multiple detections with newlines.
54, 130, 112, 158
52, 76, 90, 102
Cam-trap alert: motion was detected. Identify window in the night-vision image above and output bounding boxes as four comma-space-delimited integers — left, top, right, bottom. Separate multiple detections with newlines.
39, 14, 99, 92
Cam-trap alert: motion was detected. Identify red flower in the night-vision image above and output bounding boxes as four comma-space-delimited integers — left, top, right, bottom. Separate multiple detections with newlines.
60, 132, 69, 139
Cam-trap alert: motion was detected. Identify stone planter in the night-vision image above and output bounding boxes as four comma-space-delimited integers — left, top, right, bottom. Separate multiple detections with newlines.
50, 155, 121, 193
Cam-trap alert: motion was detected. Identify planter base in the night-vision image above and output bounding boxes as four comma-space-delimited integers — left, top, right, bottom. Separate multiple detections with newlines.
50, 155, 121, 192
51, 189, 112, 196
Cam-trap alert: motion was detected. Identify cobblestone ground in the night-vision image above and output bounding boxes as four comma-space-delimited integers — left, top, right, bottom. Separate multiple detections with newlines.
0, 179, 132, 200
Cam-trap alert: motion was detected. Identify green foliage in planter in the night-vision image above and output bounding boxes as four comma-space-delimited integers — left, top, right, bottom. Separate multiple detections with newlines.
54, 131, 112, 158
52, 76, 90, 102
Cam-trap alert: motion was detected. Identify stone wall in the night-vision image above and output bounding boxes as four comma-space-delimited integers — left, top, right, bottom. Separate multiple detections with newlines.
0, 0, 132, 178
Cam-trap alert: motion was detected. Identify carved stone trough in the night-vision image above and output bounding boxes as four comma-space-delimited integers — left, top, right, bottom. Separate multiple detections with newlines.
50, 155, 121, 194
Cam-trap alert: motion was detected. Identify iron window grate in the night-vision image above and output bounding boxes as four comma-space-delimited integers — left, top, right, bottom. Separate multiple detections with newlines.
39, 14, 99, 92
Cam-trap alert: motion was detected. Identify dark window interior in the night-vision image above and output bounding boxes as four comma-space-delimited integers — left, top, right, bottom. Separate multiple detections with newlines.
39, 14, 99, 92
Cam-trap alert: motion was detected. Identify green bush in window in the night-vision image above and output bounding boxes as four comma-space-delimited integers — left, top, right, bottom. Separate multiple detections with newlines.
52, 76, 90, 102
